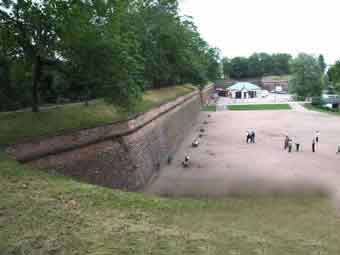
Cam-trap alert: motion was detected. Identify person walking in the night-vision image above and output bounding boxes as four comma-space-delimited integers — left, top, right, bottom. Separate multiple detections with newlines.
246, 130, 250, 144
295, 140, 300, 152
251, 130, 256, 144
312, 138, 316, 152
182, 155, 190, 168
315, 131, 320, 143
284, 135, 289, 150
288, 138, 293, 153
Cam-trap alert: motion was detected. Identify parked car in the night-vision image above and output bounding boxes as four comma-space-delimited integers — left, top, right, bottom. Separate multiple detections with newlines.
261, 90, 269, 97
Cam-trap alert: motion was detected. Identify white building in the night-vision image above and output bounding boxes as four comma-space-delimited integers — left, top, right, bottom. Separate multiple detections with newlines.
227, 82, 262, 99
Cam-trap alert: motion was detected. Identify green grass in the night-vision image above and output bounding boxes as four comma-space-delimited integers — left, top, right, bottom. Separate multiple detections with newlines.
1, 153, 340, 254
0, 85, 196, 145
202, 105, 216, 112
228, 104, 291, 111
304, 103, 340, 115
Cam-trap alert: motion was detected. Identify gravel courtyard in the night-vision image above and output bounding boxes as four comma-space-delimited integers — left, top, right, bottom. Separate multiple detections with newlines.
145, 105, 340, 199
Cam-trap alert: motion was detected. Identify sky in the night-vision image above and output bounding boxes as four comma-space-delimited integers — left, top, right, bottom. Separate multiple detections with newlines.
179, 0, 340, 65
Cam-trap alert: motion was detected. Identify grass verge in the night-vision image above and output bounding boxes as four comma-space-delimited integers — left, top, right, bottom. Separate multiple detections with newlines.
1, 153, 340, 254
202, 105, 216, 112
304, 103, 340, 115
228, 104, 291, 111
0, 85, 196, 145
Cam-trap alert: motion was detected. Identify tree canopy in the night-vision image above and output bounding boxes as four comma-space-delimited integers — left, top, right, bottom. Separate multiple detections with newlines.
328, 60, 340, 92
222, 53, 292, 79
289, 53, 323, 98
0, 0, 221, 112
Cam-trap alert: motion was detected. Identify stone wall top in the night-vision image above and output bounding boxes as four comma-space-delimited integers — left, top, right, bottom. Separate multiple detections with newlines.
8, 84, 213, 162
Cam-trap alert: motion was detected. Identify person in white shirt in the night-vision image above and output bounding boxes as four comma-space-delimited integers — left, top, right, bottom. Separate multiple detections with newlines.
315, 131, 320, 143
182, 155, 190, 168
192, 139, 199, 148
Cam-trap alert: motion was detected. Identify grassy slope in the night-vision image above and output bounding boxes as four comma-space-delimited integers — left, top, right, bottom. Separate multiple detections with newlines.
0, 85, 196, 145
304, 103, 340, 116
1, 154, 340, 254
228, 104, 291, 111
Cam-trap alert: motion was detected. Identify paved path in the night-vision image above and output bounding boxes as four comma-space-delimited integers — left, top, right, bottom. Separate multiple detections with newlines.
289, 102, 310, 112
145, 106, 340, 199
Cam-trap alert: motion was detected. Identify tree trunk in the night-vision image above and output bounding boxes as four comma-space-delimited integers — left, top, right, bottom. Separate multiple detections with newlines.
32, 55, 42, 112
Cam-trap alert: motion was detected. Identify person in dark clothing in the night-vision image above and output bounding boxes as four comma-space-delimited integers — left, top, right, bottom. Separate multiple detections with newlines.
182, 155, 190, 168
295, 141, 300, 152
251, 130, 256, 143
315, 131, 320, 143
192, 139, 199, 148
284, 136, 289, 150
288, 139, 293, 153
312, 139, 316, 152
246, 131, 251, 143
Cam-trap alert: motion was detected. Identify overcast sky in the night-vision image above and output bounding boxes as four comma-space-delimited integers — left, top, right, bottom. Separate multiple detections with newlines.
179, 0, 340, 65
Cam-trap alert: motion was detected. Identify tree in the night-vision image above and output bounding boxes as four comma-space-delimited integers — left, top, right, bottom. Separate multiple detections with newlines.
289, 53, 323, 98
230, 57, 248, 79
247, 53, 262, 77
0, 0, 65, 112
318, 54, 326, 73
206, 48, 221, 81
258, 52, 273, 75
328, 60, 340, 92
222, 57, 232, 78
271, 53, 292, 75
0, 0, 220, 112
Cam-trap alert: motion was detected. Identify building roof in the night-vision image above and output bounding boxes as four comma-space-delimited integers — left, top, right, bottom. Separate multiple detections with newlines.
228, 82, 261, 91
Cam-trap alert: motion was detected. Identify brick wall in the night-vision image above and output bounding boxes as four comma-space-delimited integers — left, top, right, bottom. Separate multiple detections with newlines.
8, 86, 213, 190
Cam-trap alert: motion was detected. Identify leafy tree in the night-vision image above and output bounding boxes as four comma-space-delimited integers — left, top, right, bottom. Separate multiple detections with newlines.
226, 52, 292, 79
0, 0, 65, 112
318, 54, 327, 73
230, 57, 248, 79
222, 57, 232, 78
247, 53, 262, 77
206, 48, 221, 81
258, 52, 273, 75
328, 60, 340, 92
289, 53, 323, 98
0, 0, 221, 112
271, 53, 292, 75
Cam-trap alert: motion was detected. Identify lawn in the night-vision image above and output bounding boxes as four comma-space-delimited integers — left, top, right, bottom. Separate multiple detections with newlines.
1, 153, 340, 254
202, 105, 216, 112
228, 104, 291, 111
0, 85, 196, 145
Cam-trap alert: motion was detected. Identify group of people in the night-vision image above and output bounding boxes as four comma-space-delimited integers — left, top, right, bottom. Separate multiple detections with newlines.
182, 115, 211, 168
246, 130, 256, 144
283, 131, 320, 153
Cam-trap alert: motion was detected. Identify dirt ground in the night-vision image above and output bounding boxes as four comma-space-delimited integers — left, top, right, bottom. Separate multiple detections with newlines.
145, 105, 340, 199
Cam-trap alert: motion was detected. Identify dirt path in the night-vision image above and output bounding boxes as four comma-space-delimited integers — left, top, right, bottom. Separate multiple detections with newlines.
145, 107, 340, 198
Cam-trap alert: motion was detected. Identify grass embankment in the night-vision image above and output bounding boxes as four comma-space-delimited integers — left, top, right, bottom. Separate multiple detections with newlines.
202, 105, 216, 112
304, 103, 340, 115
0, 85, 196, 145
228, 104, 291, 111
1, 153, 340, 254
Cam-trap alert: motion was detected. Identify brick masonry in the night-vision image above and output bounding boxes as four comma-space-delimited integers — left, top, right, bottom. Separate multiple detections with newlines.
7, 85, 213, 190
